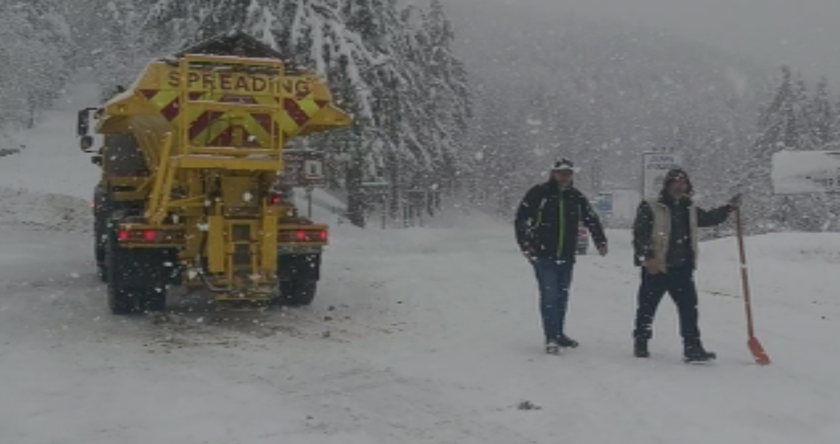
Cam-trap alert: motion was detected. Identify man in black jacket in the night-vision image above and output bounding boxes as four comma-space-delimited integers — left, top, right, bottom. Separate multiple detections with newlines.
632, 168, 740, 362
515, 159, 608, 354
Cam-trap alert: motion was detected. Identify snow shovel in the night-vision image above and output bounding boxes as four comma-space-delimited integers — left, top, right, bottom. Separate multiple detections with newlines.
735, 207, 771, 365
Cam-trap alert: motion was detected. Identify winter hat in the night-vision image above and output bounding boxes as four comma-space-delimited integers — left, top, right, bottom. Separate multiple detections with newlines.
551, 158, 580, 173
662, 168, 694, 195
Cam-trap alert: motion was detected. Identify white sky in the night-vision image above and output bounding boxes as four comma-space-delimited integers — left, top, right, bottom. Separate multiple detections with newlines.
443, 0, 840, 82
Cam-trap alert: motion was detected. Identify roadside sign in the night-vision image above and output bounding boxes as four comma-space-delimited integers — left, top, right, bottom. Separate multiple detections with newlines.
771, 150, 840, 195
594, 192, 614, 216
284, 149, 326, 186
304, 159, 324, 180
642, 152, 682, 198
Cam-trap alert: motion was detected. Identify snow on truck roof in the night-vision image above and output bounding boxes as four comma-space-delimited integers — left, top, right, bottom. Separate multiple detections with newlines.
173, 31, 285, 59
166, 31, 305, 73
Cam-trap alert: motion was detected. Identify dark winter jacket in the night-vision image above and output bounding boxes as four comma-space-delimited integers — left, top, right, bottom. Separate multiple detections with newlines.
515, 181, 607, 261
633, 195, 733, 269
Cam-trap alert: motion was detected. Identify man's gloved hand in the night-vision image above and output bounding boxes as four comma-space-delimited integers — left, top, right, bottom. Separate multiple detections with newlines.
522, 247, 537, 261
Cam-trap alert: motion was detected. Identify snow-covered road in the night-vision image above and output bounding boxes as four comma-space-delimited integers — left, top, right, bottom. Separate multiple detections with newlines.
1, 219, 839, 443
1, 83, 839, 443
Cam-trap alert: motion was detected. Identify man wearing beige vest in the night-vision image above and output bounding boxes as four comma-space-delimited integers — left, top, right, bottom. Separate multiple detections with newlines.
632, 168, 740, 362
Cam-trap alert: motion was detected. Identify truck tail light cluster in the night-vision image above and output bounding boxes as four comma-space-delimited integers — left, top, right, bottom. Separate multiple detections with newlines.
279, 229, 328, 244
269, 191, 284, 205
118, 228, 183, 244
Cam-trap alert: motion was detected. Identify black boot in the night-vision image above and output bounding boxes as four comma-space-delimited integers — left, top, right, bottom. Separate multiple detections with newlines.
634, 339, 650, 358
684, 340, 716, 363
557, 334, 579, 348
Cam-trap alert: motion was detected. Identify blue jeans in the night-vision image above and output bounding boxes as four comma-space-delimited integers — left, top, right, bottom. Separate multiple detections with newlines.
531, 257, 575, 342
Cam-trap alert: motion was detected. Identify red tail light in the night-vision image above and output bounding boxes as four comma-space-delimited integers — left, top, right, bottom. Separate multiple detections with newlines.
115, 228, 182, 244
296, 230, 307, 241
320, 230, 327, 242
269, 192, 284, 205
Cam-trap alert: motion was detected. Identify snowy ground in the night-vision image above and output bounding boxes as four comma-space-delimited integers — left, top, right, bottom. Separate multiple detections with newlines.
1, 84, 839, 443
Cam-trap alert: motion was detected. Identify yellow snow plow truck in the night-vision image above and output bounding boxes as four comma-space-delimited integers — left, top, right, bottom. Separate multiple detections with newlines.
76, 32, 352, 315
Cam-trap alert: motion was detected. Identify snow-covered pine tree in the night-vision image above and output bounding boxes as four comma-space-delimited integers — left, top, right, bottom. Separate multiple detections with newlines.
420, 0, 471, 176
339, 0, 434, 221
834, 96, 840, 145
275, 0, 389, 226
793, 74, 817, 150
745, 67, 831, 230
277, 0, 471, 226
145, 0, 278, 51
74, 0, 153, 98
0, 0, 72, 130
752, 67, 808, 159
810, 77, 835, 148
743, 66, 797, 228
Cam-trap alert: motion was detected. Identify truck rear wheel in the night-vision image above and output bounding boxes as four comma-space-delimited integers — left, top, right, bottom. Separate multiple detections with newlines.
138, 287, 167, 312
96, 244, 108, 283
277, 279, 317, 307
108, 284, 135, 315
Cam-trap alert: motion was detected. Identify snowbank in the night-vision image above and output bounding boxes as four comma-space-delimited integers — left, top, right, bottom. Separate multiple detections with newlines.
0, 186, 92, 233
771, 149, 840, 195
0, 131, 25, 158
0, 82, 98, 233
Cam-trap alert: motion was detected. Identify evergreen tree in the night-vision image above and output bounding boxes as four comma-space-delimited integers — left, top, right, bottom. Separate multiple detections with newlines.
0, 1, 72, 130
146, 0, 276, 50
78, 0, 151, 95
742, 66, 798, 227
792, 74, 816, 150
274, 0, 471, 226
420, 0, 471, 170
753, 66, 813, 157
743, 67, 832, 230
831, 95, 840, 147
810, 77, 834, 148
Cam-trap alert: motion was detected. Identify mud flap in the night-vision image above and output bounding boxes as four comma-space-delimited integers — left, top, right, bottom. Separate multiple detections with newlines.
107, 228, 181, 288
277, 253, 321, 282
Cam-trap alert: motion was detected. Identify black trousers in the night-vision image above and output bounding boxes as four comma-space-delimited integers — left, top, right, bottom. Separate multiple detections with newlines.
633, 266, 701, 343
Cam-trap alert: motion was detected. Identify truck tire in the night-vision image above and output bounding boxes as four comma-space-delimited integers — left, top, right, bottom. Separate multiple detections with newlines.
105, 232, 135, 314
106, 238, 140, 315
96, 244, 108, 283
93, 185, 109, 283
274, 252, 321, 307
278, 279, 317, 307
138, 287, 167, 312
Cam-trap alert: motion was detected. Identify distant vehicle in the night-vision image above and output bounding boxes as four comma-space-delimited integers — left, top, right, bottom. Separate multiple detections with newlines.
577, 226, 590, 255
